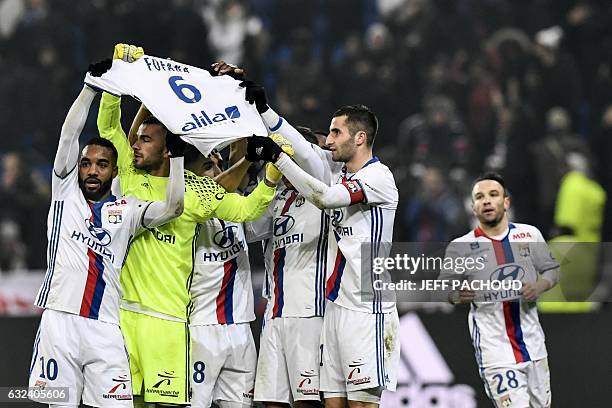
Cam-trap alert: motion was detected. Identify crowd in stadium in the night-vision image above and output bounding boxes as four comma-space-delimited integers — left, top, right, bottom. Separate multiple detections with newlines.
1, 0, 611, 271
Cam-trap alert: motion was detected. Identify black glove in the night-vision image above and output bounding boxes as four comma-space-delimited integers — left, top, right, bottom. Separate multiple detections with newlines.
88, 59, 112, 77
246, 136, 283, 162
166, 133, 187, 158
239, 80, 269, 113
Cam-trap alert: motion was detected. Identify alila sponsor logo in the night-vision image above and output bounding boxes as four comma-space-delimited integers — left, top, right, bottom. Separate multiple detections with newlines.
103, 375, 132, 400
145, 371, 180, 398
347, 360, 371, 386
181, 106, 241, 132
297, 370, 319, 395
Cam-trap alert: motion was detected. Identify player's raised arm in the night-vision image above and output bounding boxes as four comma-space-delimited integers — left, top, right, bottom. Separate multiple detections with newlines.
128, 102, 152, 147
95, 91, 135, 174
186, 139, 280, 224
212, 61, 330, 182
246, 136, 352, 209
54, 85, 98, 178
239, 80, 331, 182
141, 134, 186, 227
93, 44, 145, 173
213, 139, 252, 192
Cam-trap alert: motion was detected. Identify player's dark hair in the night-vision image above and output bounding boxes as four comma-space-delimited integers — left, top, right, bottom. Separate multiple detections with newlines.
184, 144, 203, 167
473, 172, 509, 197
84, 137, 118, 165
141, 115, 165, 128
332, 104, 378, 147
295, 125, 319, 145
142, 115, 180, 145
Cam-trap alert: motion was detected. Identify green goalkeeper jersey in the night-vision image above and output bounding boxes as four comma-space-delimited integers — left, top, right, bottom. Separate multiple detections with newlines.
98, 92, 274, 320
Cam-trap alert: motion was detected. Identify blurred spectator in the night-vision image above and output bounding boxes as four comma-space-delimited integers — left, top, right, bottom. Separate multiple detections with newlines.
398, 94, 469, 175
532, 26, 583, 126
0, 152, 50, 270
531, 107, 588, 237
0, 218, 26, 272
201, 0, 265, 66
552, 150, 606, 242
402, 166, 469, 242
593, 105, 612, 241
275, 28, 330, 130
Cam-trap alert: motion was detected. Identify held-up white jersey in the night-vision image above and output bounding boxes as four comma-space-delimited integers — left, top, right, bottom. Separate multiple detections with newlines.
190, 219, 254, 325
442, 223, 559, 368
265, 187, 329, 319
35, 169, 149, 325
325, 158, 399, 314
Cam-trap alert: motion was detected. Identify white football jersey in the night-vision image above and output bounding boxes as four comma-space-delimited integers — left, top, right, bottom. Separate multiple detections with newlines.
189, 219, 254, 325
442, 223, 559, 368
325, 157, 399, 314
35, 169, 149, 324
264, 186, 329, 319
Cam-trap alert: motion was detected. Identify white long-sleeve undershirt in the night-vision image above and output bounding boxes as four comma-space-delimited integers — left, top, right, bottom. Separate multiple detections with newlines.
275, 153, 352, 209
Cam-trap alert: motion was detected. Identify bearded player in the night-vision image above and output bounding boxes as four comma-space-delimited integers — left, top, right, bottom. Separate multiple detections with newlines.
93, 45, 277, 407
29, 75, 185, 407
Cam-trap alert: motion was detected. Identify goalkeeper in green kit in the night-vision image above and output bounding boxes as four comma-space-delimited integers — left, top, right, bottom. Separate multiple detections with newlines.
94, 44, 277, 407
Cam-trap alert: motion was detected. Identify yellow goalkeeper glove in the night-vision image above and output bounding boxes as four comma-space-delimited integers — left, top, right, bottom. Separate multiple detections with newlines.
265, 133, 294, 183
113, 43, 144, 62
269, 132, 295, 157
265, 163, 283, 184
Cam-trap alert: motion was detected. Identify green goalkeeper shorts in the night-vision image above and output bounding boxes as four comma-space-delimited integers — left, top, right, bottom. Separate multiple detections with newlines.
120, 308, 190, 404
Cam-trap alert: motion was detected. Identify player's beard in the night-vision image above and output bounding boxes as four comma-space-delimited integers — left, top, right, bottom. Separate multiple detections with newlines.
79, 176, 113, 202
479, 204, 505, 228
134, 147, 165, 173
332, 139, 356, 162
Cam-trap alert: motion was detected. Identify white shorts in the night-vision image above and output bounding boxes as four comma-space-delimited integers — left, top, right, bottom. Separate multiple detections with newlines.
190, 323, 256, 407
254, 316, 323, 403
481, 358, 551, 408
320, 302, 400, 396
28, 309, 132, 407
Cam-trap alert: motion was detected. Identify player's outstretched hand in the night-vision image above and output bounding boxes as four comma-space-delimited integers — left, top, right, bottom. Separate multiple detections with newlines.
239, 80, 269, 113
521, 281, 542, 301
246, 136, 283, 163
211, 61, 245, 80
166, 133, 187, 158
450, 289, 476, 305
113, 43, 144, 62
88, 59, 112, 77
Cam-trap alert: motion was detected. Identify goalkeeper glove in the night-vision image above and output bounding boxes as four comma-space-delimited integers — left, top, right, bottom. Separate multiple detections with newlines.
269, 133, 294, 157
265, 163, 283, 184
113, 43, 144, 62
